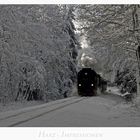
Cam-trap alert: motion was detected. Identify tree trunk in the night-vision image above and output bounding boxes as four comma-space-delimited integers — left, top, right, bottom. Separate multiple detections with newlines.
136, 62, 140, 95
132, 5, 140, 96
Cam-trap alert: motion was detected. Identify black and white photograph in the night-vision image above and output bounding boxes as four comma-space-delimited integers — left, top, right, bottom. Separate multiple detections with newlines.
0, 1, 140, 139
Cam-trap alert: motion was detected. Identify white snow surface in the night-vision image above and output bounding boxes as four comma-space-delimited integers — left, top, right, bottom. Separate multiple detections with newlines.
0, 100, 45, 112
0, 87, 140, 127
107, 86, 126, 96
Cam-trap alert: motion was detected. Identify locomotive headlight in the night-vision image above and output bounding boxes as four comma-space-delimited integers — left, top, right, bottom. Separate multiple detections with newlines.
78, 84, 81, 86
91, 84, 94, 86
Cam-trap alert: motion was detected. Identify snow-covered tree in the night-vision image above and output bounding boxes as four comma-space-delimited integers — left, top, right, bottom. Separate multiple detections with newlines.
76, 5, 140, 97
0, 5, 78, 103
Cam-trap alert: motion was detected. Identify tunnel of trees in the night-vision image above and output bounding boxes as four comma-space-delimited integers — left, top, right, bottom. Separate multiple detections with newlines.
0, 5, 140, 104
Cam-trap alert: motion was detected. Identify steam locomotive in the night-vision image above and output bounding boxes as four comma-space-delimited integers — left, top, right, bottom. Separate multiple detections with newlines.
77, 68, 107, 96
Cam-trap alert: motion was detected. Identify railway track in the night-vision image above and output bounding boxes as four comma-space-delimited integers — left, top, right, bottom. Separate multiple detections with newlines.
0, 96, 87, 127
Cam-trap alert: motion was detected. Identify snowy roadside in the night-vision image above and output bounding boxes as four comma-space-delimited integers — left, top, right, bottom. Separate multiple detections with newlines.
0, 86, 126, 113
106, 86, 139, 111
107, 86, 121, 95
0, 100, 45, 113
0, 86, 136, 114
107, 86, 134, 97
0, 86, 77, 113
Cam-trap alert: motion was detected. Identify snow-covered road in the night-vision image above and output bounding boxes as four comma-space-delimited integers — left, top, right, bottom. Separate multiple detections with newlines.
0, 92, 140, 127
